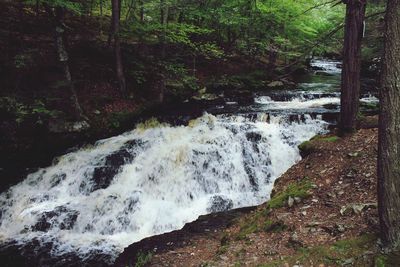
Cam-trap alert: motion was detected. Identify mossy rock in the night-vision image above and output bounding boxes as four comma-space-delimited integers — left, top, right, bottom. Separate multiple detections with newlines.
298, 141, 315, 157
267, 180, 312, 209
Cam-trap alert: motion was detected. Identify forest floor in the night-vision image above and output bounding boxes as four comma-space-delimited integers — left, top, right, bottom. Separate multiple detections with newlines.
118, 116, 400, 267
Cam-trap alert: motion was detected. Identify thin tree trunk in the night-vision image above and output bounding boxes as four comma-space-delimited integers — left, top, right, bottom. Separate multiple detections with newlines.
139, 0, 144, 22
125, 0, 135, 20
339, 0, 366, 133
107, 0, 116, 48
111, 0, 127, 93
378, 0, 400, 249
158, 0, 168, 103
54, 7, 84, 120
36, 0, 40, 16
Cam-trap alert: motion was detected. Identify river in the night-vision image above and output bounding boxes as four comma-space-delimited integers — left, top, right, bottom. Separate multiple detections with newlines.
0, 59, 378, 266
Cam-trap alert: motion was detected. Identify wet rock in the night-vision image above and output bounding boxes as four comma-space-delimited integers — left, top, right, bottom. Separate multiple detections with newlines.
49, 173, 66, 187
32, 206, 79, 232
267, 81, 284, 88
315, 71, 335, 76
246, 132, 262, 142
88, 140, 146, 192
207, 196, 233, 213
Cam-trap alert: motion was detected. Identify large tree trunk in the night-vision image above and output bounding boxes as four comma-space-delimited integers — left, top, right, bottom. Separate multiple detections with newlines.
111, 0, 127, 93
54, 7, 85, 120
339, 0, 366, 133
378, 0, 400, 249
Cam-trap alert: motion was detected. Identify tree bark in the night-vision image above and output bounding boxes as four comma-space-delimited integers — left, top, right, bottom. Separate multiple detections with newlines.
158, 0, 168, 103
54, 7, 85, 120
111, 0, 127, 93
339, 0, 366, 133
378, 0, 400, 249
139, 0, 144, 22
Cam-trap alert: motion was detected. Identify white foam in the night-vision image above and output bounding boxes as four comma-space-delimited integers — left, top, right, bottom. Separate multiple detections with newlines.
254, 95, 340, 109
310, 59, 342, 74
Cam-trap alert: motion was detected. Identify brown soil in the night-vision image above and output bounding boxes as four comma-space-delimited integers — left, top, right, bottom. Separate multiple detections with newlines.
142, 126, 381, 266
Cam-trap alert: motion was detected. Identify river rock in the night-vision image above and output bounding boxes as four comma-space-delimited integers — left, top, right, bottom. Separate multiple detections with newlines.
86, 139, 147, 192
207, 195, 233, 213
267, 81, 284, 88
32, 206, 79, 232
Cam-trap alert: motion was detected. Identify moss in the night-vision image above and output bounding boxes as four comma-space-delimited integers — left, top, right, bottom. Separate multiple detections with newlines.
332, 234, 375, 254
375, 255, 388, 267
217, 245, 229, 255
298, 141, 315, 156
235, 180, 311, 240
320, 136, 340, 142
310, 135, 340, 142
259, 234, 379, 267
267, 180, 312, 209
236, 221, 259, 240
134, 251, 153, 267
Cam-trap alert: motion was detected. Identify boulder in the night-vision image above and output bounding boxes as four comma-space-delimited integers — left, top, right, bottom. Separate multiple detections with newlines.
207, 195, 233, 213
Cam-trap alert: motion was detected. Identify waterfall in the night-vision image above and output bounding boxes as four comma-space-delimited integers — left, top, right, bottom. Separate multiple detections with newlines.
0, 113, 327, 262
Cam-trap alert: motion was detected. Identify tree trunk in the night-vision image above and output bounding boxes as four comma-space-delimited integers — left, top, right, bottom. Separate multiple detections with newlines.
111, 0, 127, 93
54, 8, 84, 120
139, 0, 144, 22
339, 0, 366, 133
125, 0, 137, 21
36, 0, 40, 16
158, 0, 168, 103
378, 0, 400, 249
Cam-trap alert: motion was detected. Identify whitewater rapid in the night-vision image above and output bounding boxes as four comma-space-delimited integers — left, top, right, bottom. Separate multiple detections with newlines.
0, 113, 327, 262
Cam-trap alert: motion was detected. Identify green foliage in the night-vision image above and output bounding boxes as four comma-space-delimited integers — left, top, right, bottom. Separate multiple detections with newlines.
0, 97, 59, 124
165, 62, 199, 93
134, 251, 152, 267
108, 111, 135, 129
24, 0, 82, 13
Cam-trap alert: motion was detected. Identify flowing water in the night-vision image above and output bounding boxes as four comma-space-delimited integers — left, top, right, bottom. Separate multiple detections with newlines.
0, 59, 378, 265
